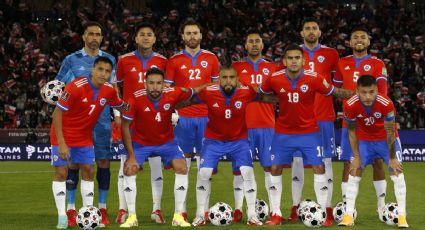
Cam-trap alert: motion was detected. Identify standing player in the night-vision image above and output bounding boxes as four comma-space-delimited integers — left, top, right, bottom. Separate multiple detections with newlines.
165, 19, 220, 218
51, 57, 125, 229
334, 27, 389, 213
339, 75, 408, 228
55, 21, 117, 226
231, 31, 277, 222
192, 67, 268, 227
115, 22, 168, 224
260, 44, 353, 225
119, 68, 202, 228
289, 18, 339, 225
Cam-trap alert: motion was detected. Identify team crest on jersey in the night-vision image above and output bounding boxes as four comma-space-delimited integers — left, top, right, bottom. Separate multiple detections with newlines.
363, 64, 372, 71
163, 103, 171, 111
374, 112, 382, 118
201, 61, 208, 68
300, 84, 309, 93
317, 55, 325, 63
234, 101, 242, 109
53, 155, 59, 162
263, 68, 270, 75
99, 98, 107, 106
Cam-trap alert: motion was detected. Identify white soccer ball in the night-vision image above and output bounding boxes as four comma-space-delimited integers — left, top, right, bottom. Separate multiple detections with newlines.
76, 205, 102, 230
332, 201, 357, 223
208, 202, 233, 226
380, 202, 399, 226
40, 80, 65, 105
297, 199, 317, 217
299, 203, 326, 228
252, 199, 269, 222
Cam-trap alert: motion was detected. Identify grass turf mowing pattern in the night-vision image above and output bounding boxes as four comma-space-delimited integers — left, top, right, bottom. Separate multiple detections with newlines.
0, 161, 424, 229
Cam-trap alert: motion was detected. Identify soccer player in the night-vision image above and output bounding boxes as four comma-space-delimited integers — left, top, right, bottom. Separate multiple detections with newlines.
231, 31, 277, 222
289, 17, 339, 225
165, 19, 220, 218
51, 57, 125, 229
119, 68, 204, 228
115, 22, 168, 224
260, 44, 353, 225
339, 75, 408, 228
334, 27, 389, 213
192, 66, 271, 227
55, 21, 117, 226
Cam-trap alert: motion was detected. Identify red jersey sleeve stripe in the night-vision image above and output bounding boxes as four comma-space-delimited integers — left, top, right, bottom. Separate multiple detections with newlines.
324, 85, 335, 96
376, 76, 387, 81
259, 86, 273, 94
122, 115, 133, 121
56, 102, 69, 111
164, 79, 174, 84
111, 101, 125, 108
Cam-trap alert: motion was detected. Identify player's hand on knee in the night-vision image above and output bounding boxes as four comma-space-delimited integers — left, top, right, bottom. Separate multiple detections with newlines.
349, 157, 362, 176
389, 158, 403, 175
124, 157, 139, 176
58, 144, 69, 160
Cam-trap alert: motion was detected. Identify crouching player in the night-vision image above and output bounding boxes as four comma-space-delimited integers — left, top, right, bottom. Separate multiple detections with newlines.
119, 68, 207, 228
339, 75, 408, 228
51, 57, 127, 229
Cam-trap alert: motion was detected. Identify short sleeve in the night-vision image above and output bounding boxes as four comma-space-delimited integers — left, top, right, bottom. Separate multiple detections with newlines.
56, 83, 79, 112
313, 74, 335, 96
343, 101, 357, 123
211, 55, 220, 81
259, 76, 273, 94
333, 61, 343, 87
116, 57, 124, 83
122, 96, 136, 121
383, 100, 395, 121
165, 59, 176, 85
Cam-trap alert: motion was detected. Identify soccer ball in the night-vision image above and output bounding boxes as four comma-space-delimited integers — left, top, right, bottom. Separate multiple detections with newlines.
208, 202, 233, 226
299, 203, 326, 228
76, 205, 102, 230
332, 201, 357, 223
297, 199, 316, 217
380, 202, 399, 225
40, 80, 65, 105
253, 199, 269, 222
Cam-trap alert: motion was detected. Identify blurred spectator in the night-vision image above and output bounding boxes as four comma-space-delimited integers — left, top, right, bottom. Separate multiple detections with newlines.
0, 0, 424, 129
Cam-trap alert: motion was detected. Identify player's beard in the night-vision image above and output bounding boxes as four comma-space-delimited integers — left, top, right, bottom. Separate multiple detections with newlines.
87, 41, 100, 50
305, 35, 318, 44
149, 91, 161, 99
185, 38, 201, 49
353, 43, 368, 53
223, 85, 235, 96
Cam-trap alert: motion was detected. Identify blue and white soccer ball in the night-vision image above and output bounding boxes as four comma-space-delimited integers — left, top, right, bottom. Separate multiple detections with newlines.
333, 201, 357, 223
209, 202, 233, 226
76, 205, 102, 230
299, 202, 326, 228
40, 79, 65, 105
380, 202, 399, 226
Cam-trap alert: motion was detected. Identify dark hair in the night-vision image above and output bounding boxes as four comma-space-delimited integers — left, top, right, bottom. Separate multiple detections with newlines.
145, 68, 164, 81
82, 21, 103, 34
357, 75, 377, 87
179, 19, 202, 35
283, 43, 303, 56
302, 17, 320, 29
135, 22, 156, 35
351, 26, 369, 36
93, 56, 113, 68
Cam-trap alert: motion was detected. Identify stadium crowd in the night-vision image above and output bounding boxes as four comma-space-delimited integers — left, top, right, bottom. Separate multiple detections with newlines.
0, 0, 424, 129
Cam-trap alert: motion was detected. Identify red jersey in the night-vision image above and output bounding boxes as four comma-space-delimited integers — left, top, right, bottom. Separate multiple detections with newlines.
116, 51, 167, 100
334, 54, 388, 127
302, 44, 339, 121
165, 49, 220, 117
343, 94, 397, 141
260, 70, 334, 134
122, 87, 193, 146
232, 58, 276, 128
197, 84, 257, 141
50, 77, 123, 147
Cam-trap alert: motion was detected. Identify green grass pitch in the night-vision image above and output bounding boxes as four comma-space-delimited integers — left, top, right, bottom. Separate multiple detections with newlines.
0, 161, 424, 229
